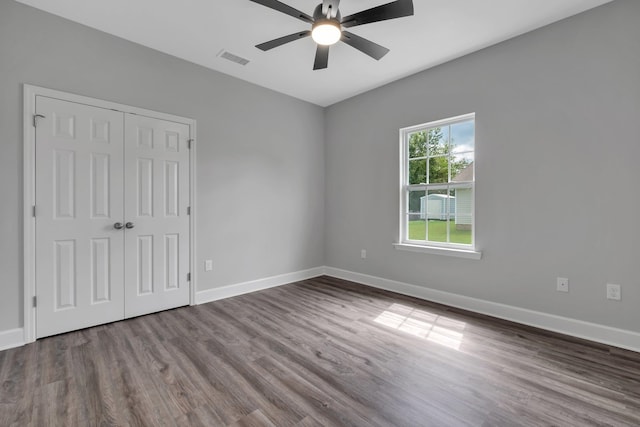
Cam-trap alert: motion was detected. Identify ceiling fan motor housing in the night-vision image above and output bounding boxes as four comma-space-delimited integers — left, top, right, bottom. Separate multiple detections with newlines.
313, 3, 341, 22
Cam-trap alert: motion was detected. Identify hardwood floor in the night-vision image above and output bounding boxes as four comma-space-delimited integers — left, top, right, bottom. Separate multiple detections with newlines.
2, 276, 640, 426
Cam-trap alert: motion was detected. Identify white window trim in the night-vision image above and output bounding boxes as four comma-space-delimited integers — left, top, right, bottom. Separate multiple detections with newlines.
393, 243, 482, 260
398, 113, 480, 259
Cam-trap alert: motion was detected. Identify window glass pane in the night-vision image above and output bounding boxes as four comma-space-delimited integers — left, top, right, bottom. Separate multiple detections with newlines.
450, 185, 472, 245
427, 126, 449, 156
407, 190, 426, 240
451, 152, 474, 182
408, 159, 426, 184
408, 190, 425, 217
450, 120, 475, 154
408, 131, 428, 158
426, 189, 449, 243
428, 156, 449, 184
407, 216, 426, 240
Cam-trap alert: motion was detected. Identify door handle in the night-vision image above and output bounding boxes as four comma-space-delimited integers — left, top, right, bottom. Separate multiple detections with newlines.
114, 222, 124, 230
125, 222, 135, 229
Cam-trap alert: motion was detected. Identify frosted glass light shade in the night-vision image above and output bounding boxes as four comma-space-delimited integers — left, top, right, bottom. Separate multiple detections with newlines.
312, 20, 341, 45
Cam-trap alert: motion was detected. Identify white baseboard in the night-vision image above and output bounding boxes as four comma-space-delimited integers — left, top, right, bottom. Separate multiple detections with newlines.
196, 266, 325, 304
0, 328, 25, 352
5, 265, 638, 354
324, 267, 640, 353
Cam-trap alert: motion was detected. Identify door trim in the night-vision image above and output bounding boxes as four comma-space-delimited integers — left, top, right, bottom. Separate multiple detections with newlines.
23, 84, 198, 343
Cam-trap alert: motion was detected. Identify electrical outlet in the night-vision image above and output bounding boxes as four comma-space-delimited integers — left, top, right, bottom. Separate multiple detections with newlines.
606, 283, 621, 301
556, 277, 569, 293
204, 260, 213, 271
361, 249, 367, 259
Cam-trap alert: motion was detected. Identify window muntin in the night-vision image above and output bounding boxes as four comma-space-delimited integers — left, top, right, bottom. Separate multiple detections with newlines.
400, 114, 475, 249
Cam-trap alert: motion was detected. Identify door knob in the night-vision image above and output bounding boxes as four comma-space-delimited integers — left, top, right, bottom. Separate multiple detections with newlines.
114, 222, 124, 230
125, 222, 135, 229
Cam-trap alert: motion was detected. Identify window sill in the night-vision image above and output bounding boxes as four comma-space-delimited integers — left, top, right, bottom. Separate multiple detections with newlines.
393, 243, 482, 260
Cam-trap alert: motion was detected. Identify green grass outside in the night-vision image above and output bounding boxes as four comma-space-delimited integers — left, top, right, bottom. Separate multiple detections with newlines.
408, 220, 472, 244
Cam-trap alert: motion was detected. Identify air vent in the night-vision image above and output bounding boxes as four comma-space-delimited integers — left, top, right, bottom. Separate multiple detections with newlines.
217, 50, 250, 66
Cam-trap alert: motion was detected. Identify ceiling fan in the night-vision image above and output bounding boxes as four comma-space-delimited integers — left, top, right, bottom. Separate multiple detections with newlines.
249, 0, 414, 70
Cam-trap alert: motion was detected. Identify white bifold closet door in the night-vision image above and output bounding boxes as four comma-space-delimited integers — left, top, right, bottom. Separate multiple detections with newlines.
35, 96, 190, 339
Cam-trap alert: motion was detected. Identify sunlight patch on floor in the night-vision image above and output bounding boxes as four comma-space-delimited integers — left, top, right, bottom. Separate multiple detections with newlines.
374, 303, 466, 350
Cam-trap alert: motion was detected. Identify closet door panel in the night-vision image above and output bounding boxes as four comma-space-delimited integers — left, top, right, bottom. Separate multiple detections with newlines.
35, 96, 125, 338
123, 114, 190, 317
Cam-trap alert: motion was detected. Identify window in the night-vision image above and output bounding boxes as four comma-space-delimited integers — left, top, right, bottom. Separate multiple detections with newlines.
398, 113, 476, 254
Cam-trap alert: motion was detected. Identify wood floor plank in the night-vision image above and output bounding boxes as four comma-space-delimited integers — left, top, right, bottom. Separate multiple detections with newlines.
294, 415, 325, 427
1, 276, 640, 426
6, 341, 40, 426
250, 354, 383, 427
227, 409, 278, 427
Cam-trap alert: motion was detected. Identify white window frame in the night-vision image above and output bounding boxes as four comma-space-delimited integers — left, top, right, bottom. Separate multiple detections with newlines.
395, 113, 481, 260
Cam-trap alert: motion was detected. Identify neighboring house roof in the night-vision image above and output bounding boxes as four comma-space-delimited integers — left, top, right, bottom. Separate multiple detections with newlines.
452, 162, 474, 182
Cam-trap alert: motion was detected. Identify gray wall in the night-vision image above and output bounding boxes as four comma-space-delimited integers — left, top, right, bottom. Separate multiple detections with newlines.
325, 0, 640, 331
0, 1, 325, 331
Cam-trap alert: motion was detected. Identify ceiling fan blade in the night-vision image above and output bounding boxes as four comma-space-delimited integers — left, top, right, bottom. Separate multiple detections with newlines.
341, 0, 414, 28
248, 0, 313, 24
313, 45, 330, 70
341, 31, 390, 60
322, 0, 341, 18
256, 31, 311, 51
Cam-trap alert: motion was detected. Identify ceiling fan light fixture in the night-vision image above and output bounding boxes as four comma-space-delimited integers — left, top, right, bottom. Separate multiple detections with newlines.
311, 19, 341, 45
251, 0, 415, 69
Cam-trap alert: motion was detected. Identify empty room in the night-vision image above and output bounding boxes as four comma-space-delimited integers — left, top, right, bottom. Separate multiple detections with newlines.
1, 0, 639, 425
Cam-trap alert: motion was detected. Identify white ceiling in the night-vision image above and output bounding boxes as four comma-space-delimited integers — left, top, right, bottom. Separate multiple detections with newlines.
16, 0, 614, 106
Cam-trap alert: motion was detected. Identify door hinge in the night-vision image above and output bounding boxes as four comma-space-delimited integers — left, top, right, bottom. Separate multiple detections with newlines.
187, 206, 191, 215
188, 139, 194, 149
33, 114, 45, 127
32, 205, 36, 217
187, 273, 191, 282
33, 296, 37, 308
